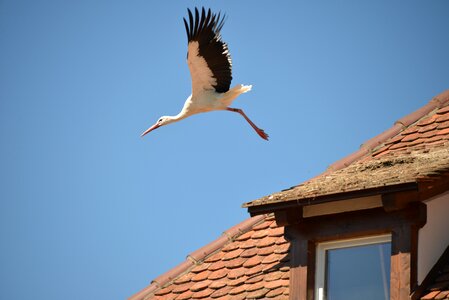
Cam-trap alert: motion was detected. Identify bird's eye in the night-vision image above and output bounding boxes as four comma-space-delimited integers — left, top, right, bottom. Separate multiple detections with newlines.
158, 118, 163, 123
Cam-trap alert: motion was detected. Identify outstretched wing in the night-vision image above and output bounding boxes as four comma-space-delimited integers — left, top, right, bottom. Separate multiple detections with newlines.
184, 7, 232, 95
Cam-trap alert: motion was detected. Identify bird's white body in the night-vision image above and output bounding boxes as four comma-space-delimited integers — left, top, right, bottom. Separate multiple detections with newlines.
141, 8, 268, 140
161, 84, 252, 126
184, 84, 252, 115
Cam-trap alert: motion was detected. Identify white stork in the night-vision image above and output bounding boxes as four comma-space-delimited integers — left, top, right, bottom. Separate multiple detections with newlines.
141, 7, 269, 140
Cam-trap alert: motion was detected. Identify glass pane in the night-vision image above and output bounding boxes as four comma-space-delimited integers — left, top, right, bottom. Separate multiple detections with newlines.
325, 242, 390, 300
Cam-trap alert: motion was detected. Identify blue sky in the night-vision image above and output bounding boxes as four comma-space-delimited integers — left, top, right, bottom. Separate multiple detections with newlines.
1, 1, 449, 299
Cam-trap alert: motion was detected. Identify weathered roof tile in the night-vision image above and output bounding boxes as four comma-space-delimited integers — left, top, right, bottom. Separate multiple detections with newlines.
246, 287, 269, 299
172, 282, 191, 294
438, 121, 449, 130
190, 263, 210, 274
239, 239, 256, 249
221, 248, 244, 261
221, 243, 239, 252
192, 288, 213, 299
189, 280, 211, 292
204, 255, 221, 263
251, 230, 269, 239
227, 267, 246, 280
208, 268, 228, 280
261, 253, 282, 265
245, 264, 264, 277
153, 285, 172, 296
208, 280, 226, 290
437, 114, 449, 123
419, 123, 439, 133
268, 226, 284, 237
191, 270, 212, 282
228, 284, 246, 295
226, 257, 246, 269
256, 236, 276, 248
208, 260, 226, 272
246, 274, 264, 284
246, 280, 265, 292
210, 286, 233, 298
227, 276, 247, 287
176, 290, 194, 300
240, 248, 258, 258
274, 243, 290, 255
265, 279, 285, 290
422, 291, 442, 299
259, 246, 277, 256
266, 287, 285, 298
234, 230, 252, 241
264, 271, 283, 282
252, 221, 271, 231
242, 255, 261, 268
417, 114, 438, 126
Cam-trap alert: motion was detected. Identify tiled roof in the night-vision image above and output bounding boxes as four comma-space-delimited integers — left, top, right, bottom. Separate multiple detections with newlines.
130, 214, 290, 300
420, 246, 449, 300
244, 90, 449, 208
373, 105, 449, 158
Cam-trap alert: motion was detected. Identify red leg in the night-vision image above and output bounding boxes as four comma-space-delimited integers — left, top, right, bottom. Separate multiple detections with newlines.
227, 107, 269, 140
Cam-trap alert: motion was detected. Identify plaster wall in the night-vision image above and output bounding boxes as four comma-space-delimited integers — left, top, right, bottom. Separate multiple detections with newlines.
418, 191, 449, 283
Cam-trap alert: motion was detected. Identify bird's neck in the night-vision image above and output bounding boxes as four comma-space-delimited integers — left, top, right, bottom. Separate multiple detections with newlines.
165, 95, 194, 124
165, 109, 189, 125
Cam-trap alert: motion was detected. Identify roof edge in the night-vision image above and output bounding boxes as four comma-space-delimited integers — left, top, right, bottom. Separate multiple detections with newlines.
129, 214, 267, 300
246, 182, 418, 214
327, 89, 449, 172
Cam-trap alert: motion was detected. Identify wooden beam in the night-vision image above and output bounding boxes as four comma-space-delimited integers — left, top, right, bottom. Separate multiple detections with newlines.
289, 238, 308, 300
382, 190, 420, 212
285, 227, 315, 300
390, 224, 412, 300
418, 175, 449, 201
275, 207, 303, 227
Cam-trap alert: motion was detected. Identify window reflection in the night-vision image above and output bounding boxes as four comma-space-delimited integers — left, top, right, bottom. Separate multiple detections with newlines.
325, 242, 391, 300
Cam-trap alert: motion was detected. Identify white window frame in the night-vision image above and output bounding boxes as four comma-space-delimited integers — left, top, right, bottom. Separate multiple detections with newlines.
315, 234, 391, 300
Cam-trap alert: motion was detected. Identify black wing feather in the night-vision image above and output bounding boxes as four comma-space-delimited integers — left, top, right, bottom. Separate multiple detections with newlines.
184, 7, 232, 93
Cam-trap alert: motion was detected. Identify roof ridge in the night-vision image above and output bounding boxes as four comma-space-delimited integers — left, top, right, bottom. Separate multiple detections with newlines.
326, 89, 449, 173
128, 214, 268, 300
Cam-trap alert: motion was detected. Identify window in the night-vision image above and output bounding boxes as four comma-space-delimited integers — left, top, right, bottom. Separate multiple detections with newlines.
316, 235, 391, 300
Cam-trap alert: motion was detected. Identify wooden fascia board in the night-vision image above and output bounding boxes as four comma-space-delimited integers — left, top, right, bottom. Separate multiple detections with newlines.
247, 182, 419, 217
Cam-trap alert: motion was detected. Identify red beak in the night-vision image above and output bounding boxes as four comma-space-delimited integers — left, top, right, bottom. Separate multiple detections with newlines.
141, 123, 161, 137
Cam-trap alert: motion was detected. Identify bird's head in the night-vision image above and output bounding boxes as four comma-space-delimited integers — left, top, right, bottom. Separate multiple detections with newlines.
141, 116, 174, 137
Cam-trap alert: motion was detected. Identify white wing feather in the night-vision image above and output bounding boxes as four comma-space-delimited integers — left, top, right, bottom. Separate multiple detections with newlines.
187, 41, 217, 96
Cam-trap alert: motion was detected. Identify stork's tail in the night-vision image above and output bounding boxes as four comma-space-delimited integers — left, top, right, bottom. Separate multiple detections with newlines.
237, 84, 252, 93
221, 84, 252, 107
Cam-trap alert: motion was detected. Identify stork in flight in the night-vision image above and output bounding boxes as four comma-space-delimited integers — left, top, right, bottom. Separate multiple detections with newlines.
141, 7, 269, 140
